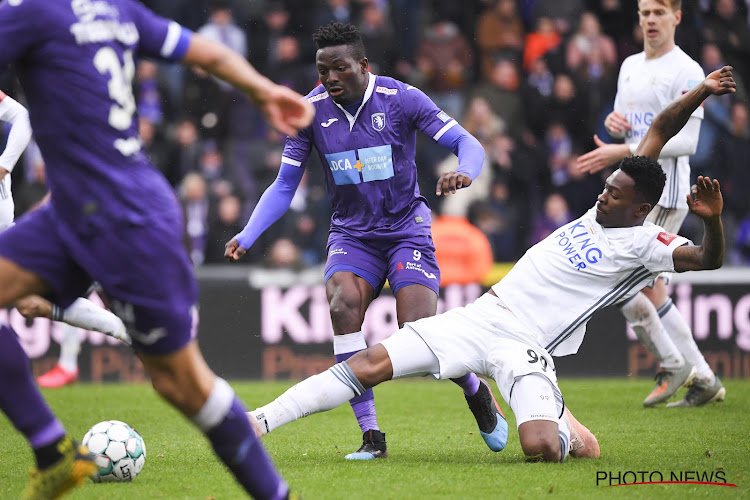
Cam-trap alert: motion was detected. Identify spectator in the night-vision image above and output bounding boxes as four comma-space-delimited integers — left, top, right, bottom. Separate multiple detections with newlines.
703, 0, 750, 86
431, 213, 494, 286
472, 59, 525, 139
416, 19, 474, 119
566, 11, 617, 73
358, 3, 397, 75
475, 0, 525, 79
165, 118, 203, 188
530, 192, 572, 244
523, 17, 561, 73
205, 194, 244, 263
469, 179, 521, 261
180, 172, 210, 266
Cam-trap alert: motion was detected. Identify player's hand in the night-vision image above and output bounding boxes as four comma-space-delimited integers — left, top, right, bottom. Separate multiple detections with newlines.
687, 176, 723, 219
252, 84, 314, 138
436, 171, 472, 196
575, 135, 629, 174
703, 66, 736, 96
0, 167, 8, 182
224, 238, 247, 262
604, 111, 631, 138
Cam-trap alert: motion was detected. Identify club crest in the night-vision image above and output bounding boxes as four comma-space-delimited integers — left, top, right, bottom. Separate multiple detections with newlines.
371, 113, 386, 131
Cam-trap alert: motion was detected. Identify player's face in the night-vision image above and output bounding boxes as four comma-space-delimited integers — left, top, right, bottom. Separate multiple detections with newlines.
595, 170, 649, 227
316, 45, 369, 106
638, 0, 681, 51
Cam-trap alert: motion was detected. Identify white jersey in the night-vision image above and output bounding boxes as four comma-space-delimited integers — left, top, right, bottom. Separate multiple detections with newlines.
491, 208, 690, 356
614, 47, 704, 209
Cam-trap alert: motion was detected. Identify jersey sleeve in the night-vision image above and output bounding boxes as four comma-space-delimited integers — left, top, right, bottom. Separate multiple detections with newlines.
0, 0, 40, 66
636, 226, 692, 273
670, 59, 705, 120
400, 85, 460, 143
280, 123, 313, 169
127, 0, 192, 62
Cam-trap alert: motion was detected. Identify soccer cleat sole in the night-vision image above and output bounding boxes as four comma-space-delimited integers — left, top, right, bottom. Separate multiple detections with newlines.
477, 380, 508, 452
344, 450, 388, 460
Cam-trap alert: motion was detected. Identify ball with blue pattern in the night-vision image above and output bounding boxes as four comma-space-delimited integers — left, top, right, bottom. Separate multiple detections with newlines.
82, 420, 146, 482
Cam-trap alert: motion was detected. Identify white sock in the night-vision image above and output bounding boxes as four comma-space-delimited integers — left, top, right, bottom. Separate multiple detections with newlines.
58, 323, 80, 373
58, 298, 131, 344
558, 418, 570, 463
191, 377, 234, 432
659, 299, 715, 383
250, 366, 359, 434
333, 331, 367, 355
620, 293, 684, 369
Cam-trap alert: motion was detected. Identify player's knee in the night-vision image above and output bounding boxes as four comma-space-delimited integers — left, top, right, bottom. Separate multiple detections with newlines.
328, 293, 364, 329
519, 423, 561, 462
346, 346, 392, 388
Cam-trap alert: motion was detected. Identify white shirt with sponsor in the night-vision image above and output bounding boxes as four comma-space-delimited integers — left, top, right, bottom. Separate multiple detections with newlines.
491, 208, 690, 356
614, 46, 704, 209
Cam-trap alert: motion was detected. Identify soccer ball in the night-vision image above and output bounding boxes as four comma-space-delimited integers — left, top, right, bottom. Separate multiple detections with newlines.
81, 420, 146, 482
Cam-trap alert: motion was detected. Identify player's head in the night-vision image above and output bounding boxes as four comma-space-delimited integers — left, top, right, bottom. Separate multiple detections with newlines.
313, 22, 369, 105
638, 0, 681, 54
595, 156, 666, 227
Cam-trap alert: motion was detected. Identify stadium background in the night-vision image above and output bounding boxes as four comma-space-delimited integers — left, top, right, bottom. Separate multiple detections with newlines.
1, 0, 749, 381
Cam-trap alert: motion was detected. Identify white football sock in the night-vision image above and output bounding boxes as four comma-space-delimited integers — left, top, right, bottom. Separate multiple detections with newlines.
58, 323, 80, 373
191, 377, 234, 432
57, 298, 131, 344
658, 299, 715, 383
620, 293, 683, 369
558, 417, 570, 463
250, 364, 360, 434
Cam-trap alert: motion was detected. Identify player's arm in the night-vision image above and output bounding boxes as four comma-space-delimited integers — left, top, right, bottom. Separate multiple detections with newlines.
181, 34, 314, 137
672, 176, 724, 272
636, 66, 736, 160
433, 124, 485, 196
224, 162, 305, 261
0, 93, 31, 181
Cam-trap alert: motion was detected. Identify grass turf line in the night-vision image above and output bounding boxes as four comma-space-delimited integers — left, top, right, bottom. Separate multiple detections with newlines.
0, 378, 747, 499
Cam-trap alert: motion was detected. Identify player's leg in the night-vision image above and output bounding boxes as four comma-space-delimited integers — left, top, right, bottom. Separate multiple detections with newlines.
510, 374, 570, 462
618, 292, 696, 406
389, 242, 495, 446
86, 212, 291, 499
0, 208, 97, 499
251, 326, 439, 435
17, 294, 131, 344
325, 233, 388, 459
645, 206, 724, 406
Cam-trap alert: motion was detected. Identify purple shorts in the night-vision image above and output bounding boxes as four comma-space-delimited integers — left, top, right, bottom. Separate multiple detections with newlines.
0, 204, 198, 355
324, 230, 440, 298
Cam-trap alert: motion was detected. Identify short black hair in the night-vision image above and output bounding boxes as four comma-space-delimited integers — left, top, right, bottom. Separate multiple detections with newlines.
312, 22, 366, 61
619, 155, 666, 207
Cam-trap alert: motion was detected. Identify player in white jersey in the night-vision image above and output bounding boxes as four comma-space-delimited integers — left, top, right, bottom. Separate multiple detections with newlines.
245, 68, 735, 462
576, 0, 722, 408
0, 94, 131, 386
0, 90, 32, 230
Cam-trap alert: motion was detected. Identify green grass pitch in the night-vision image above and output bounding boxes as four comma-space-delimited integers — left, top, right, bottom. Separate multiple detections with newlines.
1, 378, 748, 499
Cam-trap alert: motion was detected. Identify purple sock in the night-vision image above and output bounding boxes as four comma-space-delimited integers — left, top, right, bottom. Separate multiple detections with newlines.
0, 325, 66, 448
451, 373, 481, 396
336, 351, 379, 432
206, 397, 288, 500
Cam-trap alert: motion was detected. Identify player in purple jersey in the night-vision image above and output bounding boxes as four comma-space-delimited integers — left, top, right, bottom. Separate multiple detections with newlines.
0, 1, 313, 499
225, 22, 506, 460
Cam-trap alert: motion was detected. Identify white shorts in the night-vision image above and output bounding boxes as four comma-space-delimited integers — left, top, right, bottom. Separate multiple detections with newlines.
381, 293, 563, 425
0, 197, 14, 232
646, 205, 688, 234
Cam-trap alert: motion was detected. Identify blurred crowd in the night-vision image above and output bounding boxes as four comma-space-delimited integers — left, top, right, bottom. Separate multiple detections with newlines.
2, 0, 749, 267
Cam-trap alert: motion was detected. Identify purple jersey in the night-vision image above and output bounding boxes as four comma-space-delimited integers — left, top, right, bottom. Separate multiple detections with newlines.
0, 0, 192, 233
283, 74, 460, 239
